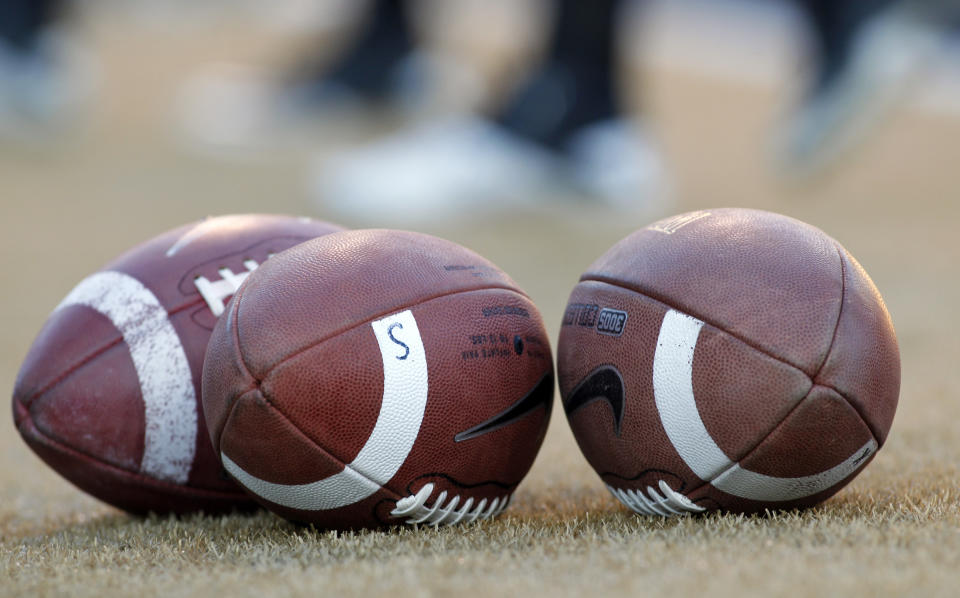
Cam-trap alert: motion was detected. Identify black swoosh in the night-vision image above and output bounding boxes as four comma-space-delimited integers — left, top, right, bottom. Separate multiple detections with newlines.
454, 372, 554, 442
563, 365, 625, 436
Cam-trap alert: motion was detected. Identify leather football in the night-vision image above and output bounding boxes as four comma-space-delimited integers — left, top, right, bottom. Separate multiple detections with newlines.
558, 208, 900, 515
13, 214, 343, 514
202, 229, 554, 528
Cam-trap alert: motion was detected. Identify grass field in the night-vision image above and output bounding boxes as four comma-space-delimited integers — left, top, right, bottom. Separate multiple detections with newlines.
2, 4, 959, 597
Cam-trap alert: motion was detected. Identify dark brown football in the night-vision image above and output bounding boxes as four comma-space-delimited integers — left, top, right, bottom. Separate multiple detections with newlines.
12, 214, 343, 514
558, 208, 900, 515
201, 229, 554, 529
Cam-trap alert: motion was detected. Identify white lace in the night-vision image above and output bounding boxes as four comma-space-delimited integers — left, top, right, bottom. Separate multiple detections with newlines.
193, 259, 260, 316
607, 480, 706, 517
390, 483, 511, 526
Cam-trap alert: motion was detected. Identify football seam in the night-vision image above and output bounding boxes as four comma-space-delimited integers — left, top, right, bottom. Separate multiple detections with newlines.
251, 286, 541, 451
679, 382, 877, 504
222, 286, 537, 508
16, 411, 250, 502
811, 241, 847, 383
214, 283, 261, 454
246, 285, 534, 384
222, 385, 405, 504
18, 295, 207, 408
18, 335, 125, 409
816, 243, 885, 444
228, 281, 258, 387
582, 264, 884, 502
574, 278, 883, 480
172, 232, 335, 292
579, 276, 824, 377
577, 277, 871, 425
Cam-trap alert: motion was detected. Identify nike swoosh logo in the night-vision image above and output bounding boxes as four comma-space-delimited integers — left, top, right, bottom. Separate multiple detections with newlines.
563, 365, 625, 436
454, 372, 554, 442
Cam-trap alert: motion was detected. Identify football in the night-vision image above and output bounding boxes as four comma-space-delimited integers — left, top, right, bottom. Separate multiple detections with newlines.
202, 229, 554, 528
13, 214, 343, 514
558, 208, 900, 515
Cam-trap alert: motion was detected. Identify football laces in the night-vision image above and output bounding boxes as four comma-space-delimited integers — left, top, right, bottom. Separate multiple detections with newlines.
607, 480, 705, 517
390, 483, 511, 526
194, 259, 260, 316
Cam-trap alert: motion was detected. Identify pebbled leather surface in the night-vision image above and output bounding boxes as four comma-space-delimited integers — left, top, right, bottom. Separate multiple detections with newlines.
202, 230, 554, 529
12, 214, 343, 514
581, 209, 843, 375
558, 208, 900, 514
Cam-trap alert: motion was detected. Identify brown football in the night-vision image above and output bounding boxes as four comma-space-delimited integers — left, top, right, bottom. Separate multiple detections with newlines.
202, 229, 554, 529
558, 208, 900, 515
12, 214, 343, 514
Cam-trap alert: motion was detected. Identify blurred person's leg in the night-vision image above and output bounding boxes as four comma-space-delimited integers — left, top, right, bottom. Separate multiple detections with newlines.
308, 0, 414, 100
313, 0, 667, 224
495, 0, 620, 150
798, 0, 894, 93
0, 0, 78, 136
777, 0, 957, 179
0, 0, 61, 52
177, 0, 426, 154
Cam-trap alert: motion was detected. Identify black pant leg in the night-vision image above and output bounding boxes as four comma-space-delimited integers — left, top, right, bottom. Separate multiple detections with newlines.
0, 0, 62, 52
796, 0, 897, 91
320, 0, 415, 97
497, 0, 624, 150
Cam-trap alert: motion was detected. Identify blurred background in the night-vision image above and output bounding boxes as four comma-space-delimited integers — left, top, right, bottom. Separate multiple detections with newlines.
2, 0, 959, 522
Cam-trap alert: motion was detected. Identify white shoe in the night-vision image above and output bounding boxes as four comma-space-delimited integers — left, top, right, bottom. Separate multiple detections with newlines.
775, 2, 946, 179
174, 62, 368, 157
175, 52, 485, 158
565, 119, 668, 209
310, 115, 667, 225
310, 116, 563, 224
